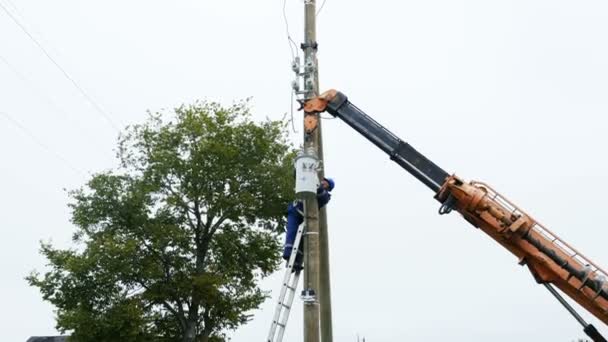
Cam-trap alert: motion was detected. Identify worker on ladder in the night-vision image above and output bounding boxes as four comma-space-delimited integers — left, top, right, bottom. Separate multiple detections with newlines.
283, 177, 335, 271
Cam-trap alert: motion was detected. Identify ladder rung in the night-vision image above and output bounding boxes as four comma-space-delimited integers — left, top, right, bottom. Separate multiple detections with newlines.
268, 247, 302, 342
282, 283, 296, 291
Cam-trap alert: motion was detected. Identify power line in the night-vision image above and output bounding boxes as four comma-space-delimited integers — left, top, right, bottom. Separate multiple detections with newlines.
289, 88, 298, 133
316, 0, 328, 16
0, 111, 88, 177
0, 2, 121, 132
3, 0, 20, 15
1, 0, 63, 61
0, 53, 116, 161
282, 0, 299, 60
282, 0, 301, 135
0, 53, 77, 126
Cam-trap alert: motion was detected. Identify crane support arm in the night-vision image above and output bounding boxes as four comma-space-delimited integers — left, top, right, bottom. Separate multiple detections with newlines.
304, 90, 449, 192
303, 90, 608, 327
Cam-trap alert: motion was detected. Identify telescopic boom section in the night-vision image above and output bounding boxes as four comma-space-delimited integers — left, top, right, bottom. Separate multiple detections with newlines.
304, 90, 608, 328
304, 90, 449, 192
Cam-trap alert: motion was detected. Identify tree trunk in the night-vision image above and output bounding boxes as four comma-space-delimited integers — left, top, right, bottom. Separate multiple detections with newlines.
199, 324, 212, 342
182, 215, 208, 342
182, 321, 197, 342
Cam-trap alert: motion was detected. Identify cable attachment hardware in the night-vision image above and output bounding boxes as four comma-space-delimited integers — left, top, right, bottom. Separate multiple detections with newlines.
291, 57, 301, 73
439, 193, 457, 215
300, 41, 318, 51
301, 288, 317, 304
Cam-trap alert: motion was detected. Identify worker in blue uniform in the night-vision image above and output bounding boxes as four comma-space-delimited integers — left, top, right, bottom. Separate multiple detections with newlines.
283, 177, 335, 271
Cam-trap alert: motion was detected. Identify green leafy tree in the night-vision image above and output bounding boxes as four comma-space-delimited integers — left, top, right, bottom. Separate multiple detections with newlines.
28, 100, 295, 342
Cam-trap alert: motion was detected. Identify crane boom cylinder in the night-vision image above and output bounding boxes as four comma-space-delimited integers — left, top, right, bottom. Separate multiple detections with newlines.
323, 91, 449, 192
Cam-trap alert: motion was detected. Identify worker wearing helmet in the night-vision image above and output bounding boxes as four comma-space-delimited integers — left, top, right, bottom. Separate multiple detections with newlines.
283, 177, 335, 271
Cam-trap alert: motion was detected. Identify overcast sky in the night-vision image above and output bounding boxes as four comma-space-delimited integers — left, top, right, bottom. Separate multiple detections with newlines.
2, 1, 608, 341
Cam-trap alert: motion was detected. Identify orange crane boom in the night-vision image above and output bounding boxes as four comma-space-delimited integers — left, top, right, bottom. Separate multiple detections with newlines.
303, 90, 608, 341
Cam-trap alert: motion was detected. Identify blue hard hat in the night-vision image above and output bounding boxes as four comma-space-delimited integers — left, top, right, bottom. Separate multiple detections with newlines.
324, 177, 335, 191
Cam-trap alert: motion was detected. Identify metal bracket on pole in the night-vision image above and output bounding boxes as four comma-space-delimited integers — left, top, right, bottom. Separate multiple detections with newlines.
301, 41, 318, 51
301, 288, 317, 304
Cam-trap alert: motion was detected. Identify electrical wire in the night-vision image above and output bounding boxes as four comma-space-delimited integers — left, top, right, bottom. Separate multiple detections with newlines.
1, 53, 76, 126
0, 53, 116, 161
1, 0, 63, 62
282, 0, 299, 60
3, 0, 20, 16
282, 0, 300, 133
316, 0, 328, 16
289, 89, 299, 133
0, 111, 88, 176
0, 2, 121, 132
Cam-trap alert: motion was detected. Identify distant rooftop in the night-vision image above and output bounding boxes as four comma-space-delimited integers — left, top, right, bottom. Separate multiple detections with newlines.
27, 337, 68, 342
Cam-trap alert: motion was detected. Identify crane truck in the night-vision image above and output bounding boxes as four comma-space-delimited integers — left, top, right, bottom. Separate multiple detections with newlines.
302, 89, 608, 342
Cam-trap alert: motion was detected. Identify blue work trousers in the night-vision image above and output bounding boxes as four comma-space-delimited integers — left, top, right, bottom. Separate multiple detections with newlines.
283, 202, 304, 265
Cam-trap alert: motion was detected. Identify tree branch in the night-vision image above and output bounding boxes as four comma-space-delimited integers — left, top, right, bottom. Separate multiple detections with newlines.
137, 238, 187, 320
208, 215, 229, 236
136, 280, 186, 330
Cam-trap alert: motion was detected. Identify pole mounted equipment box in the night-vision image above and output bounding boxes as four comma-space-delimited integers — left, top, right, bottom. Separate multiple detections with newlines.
295, 147, 320, 199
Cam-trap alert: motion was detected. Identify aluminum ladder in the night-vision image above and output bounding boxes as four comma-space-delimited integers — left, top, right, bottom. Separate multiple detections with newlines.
266, 220, 305, 342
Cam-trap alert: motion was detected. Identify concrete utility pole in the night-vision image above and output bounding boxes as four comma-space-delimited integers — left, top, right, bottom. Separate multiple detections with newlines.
301, 0, 333, 341
302, 197, 320, 342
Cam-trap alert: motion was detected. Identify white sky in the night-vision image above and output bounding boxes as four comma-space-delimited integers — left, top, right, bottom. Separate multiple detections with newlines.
2, 1, 608, 341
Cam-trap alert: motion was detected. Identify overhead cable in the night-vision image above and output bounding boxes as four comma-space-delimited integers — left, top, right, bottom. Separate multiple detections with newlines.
3, 0, 20, 16
0, 111, 88, 177
0, 53, 78, 126
0, 2, 121, 132
316, 0, 328, 16
282, 0, 299, 60
0, 54, 115, 161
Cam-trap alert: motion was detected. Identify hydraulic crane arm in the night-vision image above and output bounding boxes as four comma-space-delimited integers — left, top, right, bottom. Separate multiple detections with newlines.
303, 90, 608, 341
304, 90, 449, 192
